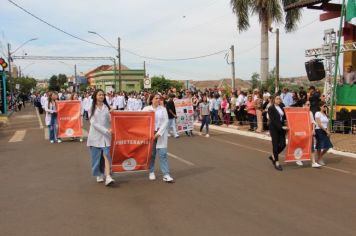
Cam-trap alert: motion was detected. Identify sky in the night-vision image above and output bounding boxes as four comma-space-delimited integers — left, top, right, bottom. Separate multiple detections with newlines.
0, 0, 343, 81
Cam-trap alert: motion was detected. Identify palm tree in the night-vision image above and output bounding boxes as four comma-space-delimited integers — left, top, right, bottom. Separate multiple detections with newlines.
230, 0, 302, 85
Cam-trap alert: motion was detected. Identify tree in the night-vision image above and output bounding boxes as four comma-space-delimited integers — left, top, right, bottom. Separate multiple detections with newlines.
58, 74, 67, 88
150, 75, 183, 92
13, 76, 37, 94
230, 0, 301, 85
48, 75, 60, 91
251, 72, 261, 89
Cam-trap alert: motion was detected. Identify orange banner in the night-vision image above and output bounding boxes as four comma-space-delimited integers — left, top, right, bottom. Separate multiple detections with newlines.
284, 107, 312, 162
57, 101, 83, 138
111, 111, 155, 172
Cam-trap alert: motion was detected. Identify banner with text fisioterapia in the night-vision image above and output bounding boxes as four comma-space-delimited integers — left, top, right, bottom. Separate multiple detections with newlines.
57, 101, 83, 138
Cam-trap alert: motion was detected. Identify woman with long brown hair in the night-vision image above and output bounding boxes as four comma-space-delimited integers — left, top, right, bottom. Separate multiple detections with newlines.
87, 89, 114, 186
45, 91, 60, 144
267, 95, 287, 171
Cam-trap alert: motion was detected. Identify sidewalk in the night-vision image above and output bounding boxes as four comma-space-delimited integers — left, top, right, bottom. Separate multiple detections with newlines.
194, 122, 356, 157
0, 111, 14, 128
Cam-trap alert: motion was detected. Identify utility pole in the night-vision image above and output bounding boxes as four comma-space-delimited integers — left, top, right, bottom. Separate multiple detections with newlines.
7, 43, 13, 103
275, 28, 280, 93
118, 37, 122, 92
74, 64, 77, 92
230, 45, 236, 92
144, 61, 146, 77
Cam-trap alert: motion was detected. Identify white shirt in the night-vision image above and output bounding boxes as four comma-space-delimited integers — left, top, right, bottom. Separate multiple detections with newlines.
44, 101, 56, 126
315, 111, 329, 130
41, 95, 47, 108
236, 94, 245, 106
87, 105, 111, 147
282, 92, 294, 107
126, 97, 135, 111
142, 105, 169, 149
113, 95, 125, 109
83, 97, 92, 111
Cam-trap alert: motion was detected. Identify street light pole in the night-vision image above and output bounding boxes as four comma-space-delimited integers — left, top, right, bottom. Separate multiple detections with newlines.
230, 45, 236, 92
7, 43, 13, 104
118, 37, 122, 92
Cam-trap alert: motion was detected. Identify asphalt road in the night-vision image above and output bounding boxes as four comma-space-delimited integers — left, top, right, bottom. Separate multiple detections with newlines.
1, 105, 356, 236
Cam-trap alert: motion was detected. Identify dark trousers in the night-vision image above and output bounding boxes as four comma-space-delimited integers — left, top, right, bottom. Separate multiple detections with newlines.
200, 115, 209, 133
270, 129, 286, 162
247, 114, 256, 130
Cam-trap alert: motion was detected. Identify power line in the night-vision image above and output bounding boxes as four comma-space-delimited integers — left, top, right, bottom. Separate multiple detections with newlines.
7, 0, 112, 49
7, 0, 228, 62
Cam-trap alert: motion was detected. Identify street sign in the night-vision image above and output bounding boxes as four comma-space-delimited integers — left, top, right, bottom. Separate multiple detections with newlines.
143, 77, 151, 89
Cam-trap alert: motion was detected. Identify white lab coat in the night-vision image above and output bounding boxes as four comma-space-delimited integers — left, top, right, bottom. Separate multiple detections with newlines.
87, 105, 111, 147
142, 105, 168, 149
44, 100, 56, 126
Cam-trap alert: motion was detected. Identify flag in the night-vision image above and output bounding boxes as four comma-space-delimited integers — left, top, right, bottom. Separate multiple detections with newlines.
57, 101, 83, 138
346, 0, 356, 25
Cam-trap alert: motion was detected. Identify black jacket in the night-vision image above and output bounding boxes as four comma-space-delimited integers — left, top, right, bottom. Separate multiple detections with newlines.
268, 104, 286, 132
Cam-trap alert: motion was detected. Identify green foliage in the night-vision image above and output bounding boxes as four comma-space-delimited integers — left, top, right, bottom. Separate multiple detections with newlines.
12, 76, 37, 94
151, 75, 184, 92
251, 72, 261, 90
48, 74, 68, 91
48, 75, 60, 91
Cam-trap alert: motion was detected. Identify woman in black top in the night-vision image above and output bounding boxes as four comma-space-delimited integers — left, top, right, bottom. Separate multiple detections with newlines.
268, 95, 287, 171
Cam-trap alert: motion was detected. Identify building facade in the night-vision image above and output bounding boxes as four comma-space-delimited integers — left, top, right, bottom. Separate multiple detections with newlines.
85, 65, 145, 92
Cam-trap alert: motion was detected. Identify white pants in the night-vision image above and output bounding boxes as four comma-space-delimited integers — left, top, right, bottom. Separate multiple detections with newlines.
168, 119, 178, 136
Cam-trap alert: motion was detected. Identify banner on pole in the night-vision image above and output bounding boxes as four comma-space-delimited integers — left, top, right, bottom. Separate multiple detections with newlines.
284, 107, 312, 162
57, 101, 83, 138
111, 111, 154, 172
174, 98, 194, 132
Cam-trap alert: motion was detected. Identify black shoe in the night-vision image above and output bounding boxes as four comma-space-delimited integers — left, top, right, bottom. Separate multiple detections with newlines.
274, 164, 283, 171
268, 156, 275, 166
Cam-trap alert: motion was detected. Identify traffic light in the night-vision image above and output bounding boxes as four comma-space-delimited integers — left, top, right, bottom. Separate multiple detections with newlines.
0, 57, 8, 70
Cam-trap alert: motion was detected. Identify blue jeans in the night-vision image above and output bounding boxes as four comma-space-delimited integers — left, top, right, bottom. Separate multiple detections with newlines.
49, 113, 57, 142
89, 146, 112, 176
200, 115, 209, 134
212, 109, 219, 124
150, 140, 169, 175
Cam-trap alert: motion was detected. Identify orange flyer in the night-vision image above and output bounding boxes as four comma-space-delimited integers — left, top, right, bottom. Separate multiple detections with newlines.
110, 111, 155, 172
284, 107, 312, 162
57, 101, 83, 138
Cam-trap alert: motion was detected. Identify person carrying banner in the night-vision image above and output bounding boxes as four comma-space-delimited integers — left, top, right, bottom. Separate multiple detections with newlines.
45, 92, 61, 144
87, 89, 115, 186
301, 101, 322, 168
70, 92, 84, 142
314, 102, 333, 166
267, 95, 287, 171
143, 93, 174, 183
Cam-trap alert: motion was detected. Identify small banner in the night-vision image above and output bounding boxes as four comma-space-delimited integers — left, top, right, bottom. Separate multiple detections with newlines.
284, 107, 312, 162
57, 101, 83, 138
174, 98, 194, 132
111, 111, 155, 172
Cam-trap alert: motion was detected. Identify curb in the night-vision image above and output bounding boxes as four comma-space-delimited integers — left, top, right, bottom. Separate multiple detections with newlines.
194, 123, 356, 159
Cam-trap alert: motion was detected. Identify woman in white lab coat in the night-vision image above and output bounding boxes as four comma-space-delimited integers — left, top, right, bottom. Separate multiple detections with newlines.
143, 93, 174, 183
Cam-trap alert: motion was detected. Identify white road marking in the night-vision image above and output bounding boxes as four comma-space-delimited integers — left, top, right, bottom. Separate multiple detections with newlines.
35, 107, 44, 129
9, 130, 26, 143
211, 136, 356, 177
168, 152, 195, 166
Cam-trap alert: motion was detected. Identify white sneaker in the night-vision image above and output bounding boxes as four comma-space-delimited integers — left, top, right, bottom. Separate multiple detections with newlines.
312, 162, 322, 168
105, 175, 115, 186
79, 138, 83, 142
96, 174, 104, 183
167, 133, 172, 137
50, 140, 54, 144
163, 174, 174, 183
205, 134, 210, 138
149, 172, 156, 181
318, 160, 326, 166
199, 132, 202, 136
174, 135, 179, 138
296, 161, 303, 166
57, 139, 62, 143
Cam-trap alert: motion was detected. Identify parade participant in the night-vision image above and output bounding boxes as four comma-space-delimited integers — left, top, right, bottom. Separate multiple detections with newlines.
126, 93, 135, 111
87, 89, 114, 186
245, 95, 256, 131
166, 94, 179, 138
143, 93, 174, 183
314, 102, 333, 166
45, 92, 61, 144
199, 95, 210, 137
267, 95, 287, 171
82, 93, 92, 120
299, 101, 322, 168
113, 92, 126, 110
308, 86, 320, 115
